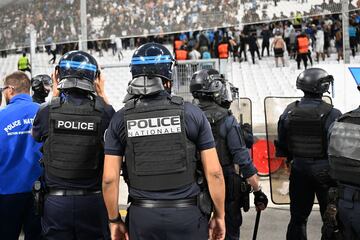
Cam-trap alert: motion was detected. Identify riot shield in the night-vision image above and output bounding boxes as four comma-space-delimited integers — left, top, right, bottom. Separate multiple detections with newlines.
231, 97, 252, 126
264, 96, 333, 205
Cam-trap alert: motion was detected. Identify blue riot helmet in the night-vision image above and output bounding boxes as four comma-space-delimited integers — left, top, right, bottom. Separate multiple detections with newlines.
126, 43, 175, 98
57, 50, 99, 92
296, 68, 334, 94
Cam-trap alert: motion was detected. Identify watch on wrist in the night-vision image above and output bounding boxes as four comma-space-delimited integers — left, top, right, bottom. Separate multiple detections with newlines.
108, 213, 122, 223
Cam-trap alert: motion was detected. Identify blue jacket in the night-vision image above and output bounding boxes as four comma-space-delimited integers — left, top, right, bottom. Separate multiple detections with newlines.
0, 94, 42, 194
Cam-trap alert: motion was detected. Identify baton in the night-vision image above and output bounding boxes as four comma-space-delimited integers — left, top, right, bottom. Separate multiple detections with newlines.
252, 210, 261, 240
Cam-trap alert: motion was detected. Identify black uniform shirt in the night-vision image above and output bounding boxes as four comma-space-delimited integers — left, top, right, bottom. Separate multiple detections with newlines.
32, 92, 115, 190
105, 91, 215, 200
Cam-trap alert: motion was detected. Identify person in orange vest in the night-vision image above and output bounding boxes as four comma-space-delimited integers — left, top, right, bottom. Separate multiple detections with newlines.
174, 39, 184, 51
218, 38, 230, 59
295, 32, 309, 69
175, 45, 188, 60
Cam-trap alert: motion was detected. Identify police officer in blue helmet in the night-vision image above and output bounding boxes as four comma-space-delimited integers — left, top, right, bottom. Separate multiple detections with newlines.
103, 42, 226, 240
190, 69, 268, 240
32, 50, 114, 239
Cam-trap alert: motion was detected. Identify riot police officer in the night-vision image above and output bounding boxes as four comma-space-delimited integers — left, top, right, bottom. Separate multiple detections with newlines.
102, 43, 226, 240
275, 68, 342, 240
328, 86, 360, 239
32, 50, 114, 239
31, 74, 52, 104
190, 69, 268, 240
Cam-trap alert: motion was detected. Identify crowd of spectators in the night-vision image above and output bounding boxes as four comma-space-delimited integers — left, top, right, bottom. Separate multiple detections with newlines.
170, 11, 360, 68
0, 0, 239, 51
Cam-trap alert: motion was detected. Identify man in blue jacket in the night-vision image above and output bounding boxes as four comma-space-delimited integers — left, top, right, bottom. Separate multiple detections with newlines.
0, 71, 42, 239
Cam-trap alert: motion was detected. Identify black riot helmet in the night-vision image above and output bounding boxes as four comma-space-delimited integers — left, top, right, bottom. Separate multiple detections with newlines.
57, 50, 99, 92
296, 68, 334, 94
31, 74, 52, 96
130, 43, 175, 81
190, 68, 234, 107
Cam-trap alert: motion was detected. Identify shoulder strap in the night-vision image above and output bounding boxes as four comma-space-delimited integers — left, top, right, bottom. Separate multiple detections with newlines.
169, 95, 184, 105
125, 99, 136, 110
50, 97, 61, 109
318, 101, 333, 118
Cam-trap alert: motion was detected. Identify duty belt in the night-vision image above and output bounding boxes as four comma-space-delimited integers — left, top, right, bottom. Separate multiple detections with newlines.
131, 198, 197, 208
339, 187, 360, 202
48, 189, 101, 196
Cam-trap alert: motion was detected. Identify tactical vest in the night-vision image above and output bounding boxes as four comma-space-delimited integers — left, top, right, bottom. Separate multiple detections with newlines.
124, 95, 197, 191
287, 101, 333, 158
328, 111, 360, 186
43, 97, 103, 179
202, 104, 232, 167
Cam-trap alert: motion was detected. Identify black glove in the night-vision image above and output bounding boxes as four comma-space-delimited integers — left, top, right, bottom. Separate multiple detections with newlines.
253, 189, 268, 211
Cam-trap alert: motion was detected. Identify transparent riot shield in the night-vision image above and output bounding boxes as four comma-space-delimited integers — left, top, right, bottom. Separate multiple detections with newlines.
231, 97, 252, 126
264, 96, 333, 205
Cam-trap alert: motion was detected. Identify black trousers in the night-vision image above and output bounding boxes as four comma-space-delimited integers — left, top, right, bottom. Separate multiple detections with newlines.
0, 192, 42, 240
338, 185, 360, 239
286, 160, 333, 240
126, 204, 208, 240
225, 174, 243, 240
262, 41, 270, 56
297, 53, 308, 69
42, 194, 110, 240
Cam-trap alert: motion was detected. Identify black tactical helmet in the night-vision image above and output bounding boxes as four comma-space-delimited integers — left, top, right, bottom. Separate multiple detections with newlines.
57, 50, 99, 92
130, 43, 175, 81
31, 74, 52, 94
190, 69, 234, 106
296, 68, 334, 94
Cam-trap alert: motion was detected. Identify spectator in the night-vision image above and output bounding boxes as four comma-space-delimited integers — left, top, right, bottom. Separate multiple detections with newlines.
271, 31, 286, 67
239, 31, 248, 62
49, 42, 57, 64
218, 37, 230, 59
335, 27, 343, 61
283, 23, 293, 55
248, 32, 261, 64
0, 71, 42, 240
349, 20, 358, 58
188, 46, 201, 60
261, 25, 272, 57
115, 36, 124, 61
295, 31, 309, 69
198, 31, 210, 54
315, 25, 325, 62
175, 45, 188, 60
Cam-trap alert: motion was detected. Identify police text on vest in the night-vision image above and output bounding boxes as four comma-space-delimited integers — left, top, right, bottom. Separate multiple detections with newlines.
127, 116, 181, 137
56, 120, 95, 131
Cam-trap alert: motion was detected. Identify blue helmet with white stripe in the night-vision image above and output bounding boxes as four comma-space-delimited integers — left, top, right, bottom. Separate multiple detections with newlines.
57, 50, 99, 92
130, 43, 175, 81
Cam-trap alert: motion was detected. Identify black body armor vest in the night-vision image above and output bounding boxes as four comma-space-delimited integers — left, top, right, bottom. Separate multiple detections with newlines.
287, 101, 332, 158
43, 97, 103, 179
328, 111, 360, 186
202, 104, 232, 167
124, 95, 197, 191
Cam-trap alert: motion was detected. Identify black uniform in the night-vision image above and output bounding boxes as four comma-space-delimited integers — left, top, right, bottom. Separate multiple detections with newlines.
277, 97, 342, 240
32, 92, 115, 239
328, 107, 360, 239
199, 101, 256, 240
105, 91, 215, 240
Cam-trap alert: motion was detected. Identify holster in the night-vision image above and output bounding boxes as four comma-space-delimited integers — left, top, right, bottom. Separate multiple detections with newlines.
32, 180, 45, 216
196, 169, 213, 216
